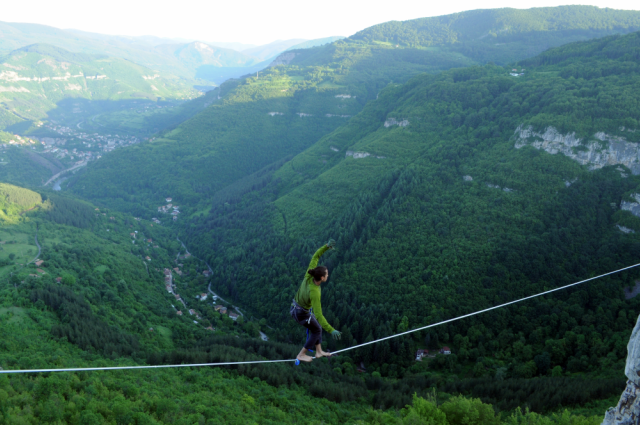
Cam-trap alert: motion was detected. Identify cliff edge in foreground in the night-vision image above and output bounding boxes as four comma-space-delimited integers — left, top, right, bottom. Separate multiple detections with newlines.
603, 314, 640, 425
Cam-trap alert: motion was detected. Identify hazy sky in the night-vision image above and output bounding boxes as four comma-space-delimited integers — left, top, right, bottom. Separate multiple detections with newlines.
3, 0, 640, 46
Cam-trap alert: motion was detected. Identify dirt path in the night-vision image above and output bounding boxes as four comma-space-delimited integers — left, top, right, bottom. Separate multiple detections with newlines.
11, 228, 41, 286
31, 230, 41, 264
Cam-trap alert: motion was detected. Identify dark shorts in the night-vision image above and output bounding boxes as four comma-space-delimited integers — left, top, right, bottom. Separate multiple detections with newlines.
290, 304, 322, 350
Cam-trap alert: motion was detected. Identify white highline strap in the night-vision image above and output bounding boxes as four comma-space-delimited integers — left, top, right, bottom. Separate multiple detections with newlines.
0, 359, 294, 374
332, 262, 640, 355
1, 262, 638, 374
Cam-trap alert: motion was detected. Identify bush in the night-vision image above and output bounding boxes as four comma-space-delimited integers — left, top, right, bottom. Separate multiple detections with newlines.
401, 394, 448, 425
440, 396, 500, 425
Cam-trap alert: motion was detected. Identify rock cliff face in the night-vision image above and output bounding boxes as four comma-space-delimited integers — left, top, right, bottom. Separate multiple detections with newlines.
621, 194, 640, 218
269, 53, 297, 67
602, 314, 640, 425
345, 150, 385, 159
384, 118, 409, 128
514, 125, 640, 175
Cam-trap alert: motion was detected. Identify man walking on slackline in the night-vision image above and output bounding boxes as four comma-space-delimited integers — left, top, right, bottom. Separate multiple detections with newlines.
291, 239, 342, 363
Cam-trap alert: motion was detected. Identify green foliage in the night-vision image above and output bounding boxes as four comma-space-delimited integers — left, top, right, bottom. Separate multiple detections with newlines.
505, 408, 601, 425
0, 146, 58, 188
442, 377, 625, 413
154, 30, 640, 411
440, 396, 500, 425
69, 7, 640, 216
40, 194, 95, 229
350, 6, 640, 64
5, 11, 640, 423
402, 394, 448, 425
0, 183, 42, 223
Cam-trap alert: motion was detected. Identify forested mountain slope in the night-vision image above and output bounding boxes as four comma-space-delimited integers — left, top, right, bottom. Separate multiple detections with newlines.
68, 6, 640, 216
349, 6, 640, 63
177, 29, 640, 394
0, 43, 198, 130
0, 183, 378, 422
0, 185, 608, 422
5, 17, 640, 423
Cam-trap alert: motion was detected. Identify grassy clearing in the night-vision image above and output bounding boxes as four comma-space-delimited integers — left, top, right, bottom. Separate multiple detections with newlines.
165, 128, 183, 138
372, 40, 394, 46
156, 325, 174, 348
0, 307, 28, 325
0, 229, 36, 274
318, 81, 345, 89
150, 137, 176, 144
189, 206, 211, 219
94, 265, 108, 274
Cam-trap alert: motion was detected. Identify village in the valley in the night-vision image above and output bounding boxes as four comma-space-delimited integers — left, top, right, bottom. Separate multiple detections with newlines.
37, 123, 141, 159
152, 197, 181, 223
133, 198, 268, 340
1, 122, 142, 168
158, 252, 244, 332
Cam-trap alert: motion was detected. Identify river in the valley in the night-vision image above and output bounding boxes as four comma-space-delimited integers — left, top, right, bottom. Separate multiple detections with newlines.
52, 177, 68, 191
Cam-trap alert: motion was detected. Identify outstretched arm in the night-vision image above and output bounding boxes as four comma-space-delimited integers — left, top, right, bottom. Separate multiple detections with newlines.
310, 288, 335, 333
307, 243, 331, 270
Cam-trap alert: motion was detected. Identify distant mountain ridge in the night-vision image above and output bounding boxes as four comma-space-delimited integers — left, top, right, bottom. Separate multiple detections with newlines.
0, 43, 197, 129
347, 6, 640, 64
351, 6, 640, 44
241, 39, 307, 60
153, 41, 261, 68
69, 6, 640, 218
0, 21, 342, 82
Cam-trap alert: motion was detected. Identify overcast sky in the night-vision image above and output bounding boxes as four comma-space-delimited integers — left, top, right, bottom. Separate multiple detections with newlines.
3, 0, 640, 46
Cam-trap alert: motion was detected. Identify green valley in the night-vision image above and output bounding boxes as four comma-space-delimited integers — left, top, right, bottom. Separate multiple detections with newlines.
173, 30, 640, 394
0, 175, 606, 424
3, 5, 640, 424
69, 6, 640, 214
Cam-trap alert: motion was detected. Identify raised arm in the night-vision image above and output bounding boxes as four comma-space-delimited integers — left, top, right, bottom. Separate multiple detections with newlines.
307, 242, 332, 270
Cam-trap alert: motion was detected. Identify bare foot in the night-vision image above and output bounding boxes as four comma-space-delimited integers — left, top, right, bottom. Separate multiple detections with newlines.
315, 350, 331, 358
296, 354, 314, 363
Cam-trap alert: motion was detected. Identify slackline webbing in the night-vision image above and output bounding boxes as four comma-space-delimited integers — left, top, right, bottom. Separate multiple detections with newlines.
332, 261, 640, 355
2, 262, 639, 374
0, 360, 295, 374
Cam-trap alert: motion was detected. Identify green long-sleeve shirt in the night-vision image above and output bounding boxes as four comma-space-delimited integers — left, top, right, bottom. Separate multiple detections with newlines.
294, 245, 335, 333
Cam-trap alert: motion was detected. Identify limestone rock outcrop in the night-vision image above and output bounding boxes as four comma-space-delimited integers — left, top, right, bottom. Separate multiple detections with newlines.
345, 150, 385, 159
602, 314, 640, 425
514, 125, 640, 175
384, 118, 409, 128
269, 53, 297, 67
621, 194, 640, 218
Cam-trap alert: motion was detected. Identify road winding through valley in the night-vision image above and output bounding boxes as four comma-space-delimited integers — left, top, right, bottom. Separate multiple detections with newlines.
43, 161, 88, 186
176, 237, 245, 317
176, 237, 268, 340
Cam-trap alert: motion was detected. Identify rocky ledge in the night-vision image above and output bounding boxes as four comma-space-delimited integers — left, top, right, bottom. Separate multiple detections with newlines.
602, 313, 640, 425
621, 194, 640, 218
514, 125, 640, 175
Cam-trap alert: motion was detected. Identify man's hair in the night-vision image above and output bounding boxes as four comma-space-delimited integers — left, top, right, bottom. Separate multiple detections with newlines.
307, 266, 327, 281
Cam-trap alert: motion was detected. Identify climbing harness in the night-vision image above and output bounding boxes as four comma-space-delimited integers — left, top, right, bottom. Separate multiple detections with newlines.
2, 262, 639, 374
